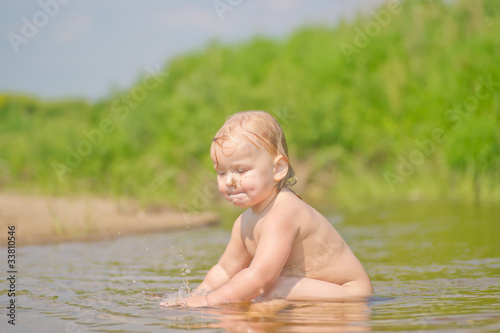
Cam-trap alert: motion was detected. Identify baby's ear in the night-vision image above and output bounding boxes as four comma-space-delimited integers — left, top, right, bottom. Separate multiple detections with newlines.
273, 155, 289, 182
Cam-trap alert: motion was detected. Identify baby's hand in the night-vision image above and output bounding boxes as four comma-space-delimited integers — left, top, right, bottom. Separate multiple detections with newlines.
159, 298, 183, 307
184, 295, 208, 307
158, 299, 172, 307
159, 295, 208, 308
158, 291, 188, 307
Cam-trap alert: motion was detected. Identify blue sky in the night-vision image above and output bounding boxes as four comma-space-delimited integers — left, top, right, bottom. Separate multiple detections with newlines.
0, 0, 385, 101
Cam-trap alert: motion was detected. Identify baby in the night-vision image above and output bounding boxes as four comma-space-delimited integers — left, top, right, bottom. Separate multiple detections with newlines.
160, 111, 372, 307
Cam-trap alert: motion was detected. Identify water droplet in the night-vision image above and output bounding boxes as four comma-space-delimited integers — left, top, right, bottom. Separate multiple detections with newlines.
133, 280, 136, 283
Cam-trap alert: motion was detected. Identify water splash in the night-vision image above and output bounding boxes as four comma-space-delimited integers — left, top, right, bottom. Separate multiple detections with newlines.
160, 277, 193, 306
166, 240, 194, 304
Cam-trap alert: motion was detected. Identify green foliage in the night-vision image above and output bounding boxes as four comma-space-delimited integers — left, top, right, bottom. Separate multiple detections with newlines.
1, 0, 499, 206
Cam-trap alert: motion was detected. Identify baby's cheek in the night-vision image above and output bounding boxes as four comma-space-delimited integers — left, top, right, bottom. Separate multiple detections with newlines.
217, 181, 226, 194
241, 179, 257, 192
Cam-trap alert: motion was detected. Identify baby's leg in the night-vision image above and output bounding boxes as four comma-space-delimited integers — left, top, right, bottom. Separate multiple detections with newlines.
261, 276, 372, 301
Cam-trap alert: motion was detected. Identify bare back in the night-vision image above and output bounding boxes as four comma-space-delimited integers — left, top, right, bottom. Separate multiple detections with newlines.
239, 189, 370, 288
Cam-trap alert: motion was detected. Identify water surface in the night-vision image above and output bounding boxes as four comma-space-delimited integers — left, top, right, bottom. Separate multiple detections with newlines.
2, 202, 499, 332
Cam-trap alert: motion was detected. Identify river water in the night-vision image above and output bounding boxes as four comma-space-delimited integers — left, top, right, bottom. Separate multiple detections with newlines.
2, 202, 499, 332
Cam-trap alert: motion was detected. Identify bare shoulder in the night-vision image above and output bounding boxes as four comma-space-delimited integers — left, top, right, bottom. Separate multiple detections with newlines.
275, 189, 309, 209
275, 190, 324, 221
263, 190, 310, 229
229, 212, 250, 245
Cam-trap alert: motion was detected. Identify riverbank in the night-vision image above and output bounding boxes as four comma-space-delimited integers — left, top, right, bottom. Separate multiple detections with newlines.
0, 192, 220, 246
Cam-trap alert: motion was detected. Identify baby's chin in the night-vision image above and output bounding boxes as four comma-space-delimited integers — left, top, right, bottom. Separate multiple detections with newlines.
228, 199, 250, 208
230, 202, 249, 208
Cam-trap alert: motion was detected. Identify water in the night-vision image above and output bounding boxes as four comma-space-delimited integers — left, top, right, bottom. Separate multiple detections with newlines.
2, 202, 499, 332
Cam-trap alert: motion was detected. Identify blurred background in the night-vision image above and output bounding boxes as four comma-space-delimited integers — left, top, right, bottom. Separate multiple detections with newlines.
2, 3, 499, 330
1, 0, 499, 216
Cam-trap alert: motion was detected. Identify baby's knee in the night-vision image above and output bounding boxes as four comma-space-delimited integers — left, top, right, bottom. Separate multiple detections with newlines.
344, 280, 373, 298
262, 276, 298, 300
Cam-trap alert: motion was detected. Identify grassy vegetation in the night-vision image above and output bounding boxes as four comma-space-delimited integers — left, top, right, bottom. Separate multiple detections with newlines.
1, 0, 499, 211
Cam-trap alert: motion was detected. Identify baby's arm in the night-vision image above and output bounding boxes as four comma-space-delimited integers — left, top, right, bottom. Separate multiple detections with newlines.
195, 215, 252, 294
200, 212, 298, 306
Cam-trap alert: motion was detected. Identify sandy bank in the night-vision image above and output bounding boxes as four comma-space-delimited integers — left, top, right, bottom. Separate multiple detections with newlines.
0, 193, 220, 246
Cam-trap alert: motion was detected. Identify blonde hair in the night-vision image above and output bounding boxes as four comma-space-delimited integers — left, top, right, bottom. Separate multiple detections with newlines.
212, 110, 296, 192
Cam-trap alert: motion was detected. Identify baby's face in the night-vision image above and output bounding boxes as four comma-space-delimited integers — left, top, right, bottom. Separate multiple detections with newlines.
211, 136, 278, 209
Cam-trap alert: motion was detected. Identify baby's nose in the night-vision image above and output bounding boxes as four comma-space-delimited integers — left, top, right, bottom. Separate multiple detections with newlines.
225, 174, 239, 188
225, 174, 234, 187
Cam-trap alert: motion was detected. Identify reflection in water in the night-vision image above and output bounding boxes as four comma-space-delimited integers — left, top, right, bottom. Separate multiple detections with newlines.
205, 300, 372, 332
148, 291, 372, 332
3, 202, 499, 332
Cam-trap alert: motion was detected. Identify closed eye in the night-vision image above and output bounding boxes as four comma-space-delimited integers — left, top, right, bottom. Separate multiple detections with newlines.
237, 169, 246, 174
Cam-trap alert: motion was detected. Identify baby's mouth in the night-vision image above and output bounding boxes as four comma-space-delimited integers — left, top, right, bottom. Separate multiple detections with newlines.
227, 192, 245, 198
